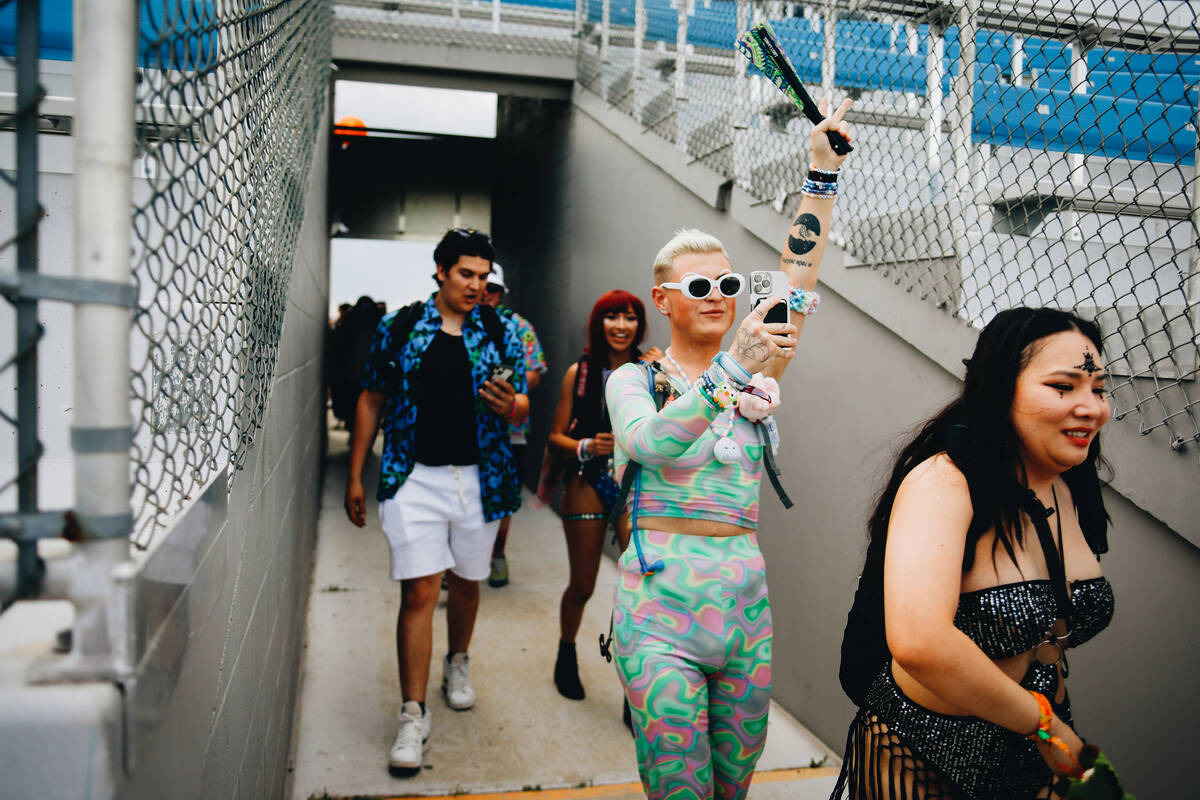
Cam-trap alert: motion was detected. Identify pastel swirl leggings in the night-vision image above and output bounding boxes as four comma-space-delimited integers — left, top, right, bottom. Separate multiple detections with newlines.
613, 529, 773, 800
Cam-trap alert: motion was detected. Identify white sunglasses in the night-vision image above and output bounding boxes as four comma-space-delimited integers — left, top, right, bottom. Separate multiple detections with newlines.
657, 272, 745, 300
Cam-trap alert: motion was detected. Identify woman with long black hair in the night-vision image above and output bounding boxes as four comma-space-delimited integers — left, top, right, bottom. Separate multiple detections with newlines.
832, 307, 1115, 799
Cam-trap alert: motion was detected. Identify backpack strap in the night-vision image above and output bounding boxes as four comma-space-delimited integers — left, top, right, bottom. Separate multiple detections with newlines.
759, 426, 794, 509
392, 300, 426, 352
478, 303, 508, 356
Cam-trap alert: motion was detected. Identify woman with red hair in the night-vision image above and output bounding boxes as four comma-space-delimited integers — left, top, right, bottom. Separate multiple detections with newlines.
543, 290, 661, 702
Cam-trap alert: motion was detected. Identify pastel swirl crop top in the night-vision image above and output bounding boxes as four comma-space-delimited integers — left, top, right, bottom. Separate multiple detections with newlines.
953, 577, 1114, 660
605, 362, 764, 530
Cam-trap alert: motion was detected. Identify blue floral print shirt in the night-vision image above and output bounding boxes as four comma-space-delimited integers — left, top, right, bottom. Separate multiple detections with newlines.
362, 294, 528, 521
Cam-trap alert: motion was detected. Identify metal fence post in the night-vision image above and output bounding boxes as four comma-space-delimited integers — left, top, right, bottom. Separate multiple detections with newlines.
601, 0, 610, 61
675, 0, 688, 102
949, 0, 979, 263
925, 23, 947, 203
63, 0, 136, 673
633, 0, 646, 111
492, 0, 500, 34
821, 0, 835, 101
13, 0, 42, 606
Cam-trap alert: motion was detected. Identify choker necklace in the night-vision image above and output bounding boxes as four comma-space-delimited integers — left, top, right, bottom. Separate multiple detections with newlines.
664, 348, 742, 466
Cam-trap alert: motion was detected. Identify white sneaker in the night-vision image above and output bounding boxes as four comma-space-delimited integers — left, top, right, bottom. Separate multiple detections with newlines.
389, 700, 430, 772
442, 652, 475, 710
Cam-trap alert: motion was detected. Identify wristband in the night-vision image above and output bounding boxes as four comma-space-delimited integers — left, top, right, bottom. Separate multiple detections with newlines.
714, 351, 751, 387
510, 397, 519, 419
806, 168, 839, 184
577, 438, 591, 461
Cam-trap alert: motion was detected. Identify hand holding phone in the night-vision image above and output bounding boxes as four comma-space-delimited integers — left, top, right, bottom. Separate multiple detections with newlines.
750, 270, 791, 325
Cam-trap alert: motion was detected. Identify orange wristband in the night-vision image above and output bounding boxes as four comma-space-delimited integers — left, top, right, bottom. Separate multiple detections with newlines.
1027, 691, 1084, 778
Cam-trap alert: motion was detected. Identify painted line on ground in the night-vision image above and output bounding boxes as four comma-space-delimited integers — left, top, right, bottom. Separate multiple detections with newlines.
368, 765, 841, 799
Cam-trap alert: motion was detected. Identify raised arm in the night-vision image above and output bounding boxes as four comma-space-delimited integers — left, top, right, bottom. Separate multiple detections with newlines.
766, 98, 853, 380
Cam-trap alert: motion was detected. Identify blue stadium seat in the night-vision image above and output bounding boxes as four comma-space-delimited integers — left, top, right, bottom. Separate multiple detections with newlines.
973, 81, 1197, 166
0, 0, 216, 69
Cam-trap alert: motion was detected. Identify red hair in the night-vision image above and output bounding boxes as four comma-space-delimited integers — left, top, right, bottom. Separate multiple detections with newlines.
585, 290, 646, 362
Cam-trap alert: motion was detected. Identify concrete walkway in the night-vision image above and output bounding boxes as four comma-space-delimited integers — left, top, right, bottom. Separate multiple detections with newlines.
287, 426, 839, 799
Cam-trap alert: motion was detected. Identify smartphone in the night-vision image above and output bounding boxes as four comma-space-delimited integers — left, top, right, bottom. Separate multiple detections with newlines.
750, 270, 790, 325
488, 363, 515, 384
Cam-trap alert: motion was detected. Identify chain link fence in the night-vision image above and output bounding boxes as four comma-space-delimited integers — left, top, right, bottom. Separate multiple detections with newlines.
576, 0, 1200, 454
333, 0, 579, 58
131, 0, 331, 548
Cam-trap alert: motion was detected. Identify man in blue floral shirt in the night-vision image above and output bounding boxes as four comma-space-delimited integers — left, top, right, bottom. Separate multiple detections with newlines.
344, 228, 528, 776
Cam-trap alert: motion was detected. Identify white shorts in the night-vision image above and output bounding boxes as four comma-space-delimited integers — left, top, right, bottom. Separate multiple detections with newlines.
379, 462, 500, 581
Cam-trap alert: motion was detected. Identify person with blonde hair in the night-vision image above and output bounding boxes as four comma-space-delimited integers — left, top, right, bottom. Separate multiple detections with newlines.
605, 100, 853, 799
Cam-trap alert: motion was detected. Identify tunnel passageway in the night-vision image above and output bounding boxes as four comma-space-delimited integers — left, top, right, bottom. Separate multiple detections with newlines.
287, 421, 839, 799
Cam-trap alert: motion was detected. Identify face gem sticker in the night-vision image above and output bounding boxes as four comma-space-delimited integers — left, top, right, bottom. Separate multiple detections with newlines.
1075, 350, 1101, 375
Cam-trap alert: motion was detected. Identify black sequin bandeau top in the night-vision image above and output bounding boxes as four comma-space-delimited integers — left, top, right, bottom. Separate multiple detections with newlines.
953, 578, 1114, 660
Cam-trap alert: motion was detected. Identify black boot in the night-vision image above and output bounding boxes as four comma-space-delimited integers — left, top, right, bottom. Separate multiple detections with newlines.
554, 640, 586, 700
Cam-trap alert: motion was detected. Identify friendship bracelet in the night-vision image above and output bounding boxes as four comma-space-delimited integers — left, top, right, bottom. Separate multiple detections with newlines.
576, 438, 592, 462
714, 351, 752, 388
806, 168, 839, 184
510, 397, 519, 420
787, 286, 821, 315
801, 179, 838, 199
809, 165, 840, 178
1027, 692, 1084, 778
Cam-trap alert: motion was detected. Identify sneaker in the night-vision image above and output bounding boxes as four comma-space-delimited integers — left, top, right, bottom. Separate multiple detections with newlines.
488, 556, 509, 588
442, 652, 475, 710
388, 701, 431, 774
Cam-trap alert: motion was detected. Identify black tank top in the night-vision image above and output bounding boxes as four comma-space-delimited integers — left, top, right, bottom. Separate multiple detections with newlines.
414, 331, 479, 466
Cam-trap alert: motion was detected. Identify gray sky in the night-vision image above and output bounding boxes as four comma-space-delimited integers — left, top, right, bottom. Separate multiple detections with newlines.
334, 81, 498, 138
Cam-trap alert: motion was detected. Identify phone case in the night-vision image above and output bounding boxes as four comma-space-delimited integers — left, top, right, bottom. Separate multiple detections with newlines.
751, 271, 790, 324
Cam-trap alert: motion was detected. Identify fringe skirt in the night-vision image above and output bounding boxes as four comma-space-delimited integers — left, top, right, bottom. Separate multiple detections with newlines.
829, 664, 1067, 800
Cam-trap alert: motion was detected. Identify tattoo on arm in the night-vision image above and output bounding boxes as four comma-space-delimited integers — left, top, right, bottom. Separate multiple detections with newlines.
781, 256, 813, 268
787, 213, 820, 256
731, 328, 770, 365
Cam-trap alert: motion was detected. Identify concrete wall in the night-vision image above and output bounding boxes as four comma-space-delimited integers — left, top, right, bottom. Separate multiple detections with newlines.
0, 105, 330, 800
117, 106, 331, 800
523, 90, 1199, 799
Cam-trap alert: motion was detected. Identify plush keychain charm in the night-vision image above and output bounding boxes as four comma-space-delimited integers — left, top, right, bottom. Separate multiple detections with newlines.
738, 375, 780, 422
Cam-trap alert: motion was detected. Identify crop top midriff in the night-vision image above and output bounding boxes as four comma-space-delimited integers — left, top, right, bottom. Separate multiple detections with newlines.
953, 577, 1114, 660
605, 362, 763, 529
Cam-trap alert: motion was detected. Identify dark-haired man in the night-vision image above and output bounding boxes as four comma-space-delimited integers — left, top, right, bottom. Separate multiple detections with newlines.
344, 228, 528, 775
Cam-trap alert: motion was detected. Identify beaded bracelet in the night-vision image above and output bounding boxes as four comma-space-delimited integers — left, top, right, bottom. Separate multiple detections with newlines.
1027, 692, 1084, 778
576, 438, 592, 462
698, 370, 738, 410
714, 351, 751, 387
801, 179, 838, 199
788, 286, 821, 315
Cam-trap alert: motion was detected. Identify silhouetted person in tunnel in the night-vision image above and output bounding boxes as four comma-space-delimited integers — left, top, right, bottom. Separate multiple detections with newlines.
343, 228, 529, 776
329, 295, 384, 430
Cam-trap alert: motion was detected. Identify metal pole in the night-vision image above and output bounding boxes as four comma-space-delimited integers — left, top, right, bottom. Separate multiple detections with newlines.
675, 0, 688, 101
734, 0, 749, 126
67, 0, 136, 670
949, 2, 978, 235
1065, 37, 1089, 242
926, 25, 946, 203
453, 0, 461, 29
601, 0, 610, 61
491, 0, 500, 34
15, 0, 43, 604
821, 0, 835, 101
633, 0, 645, 112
